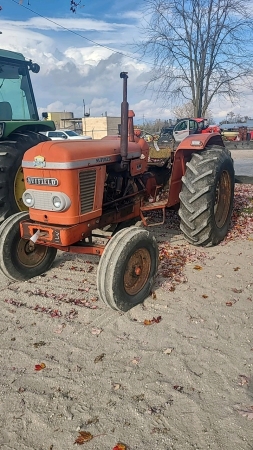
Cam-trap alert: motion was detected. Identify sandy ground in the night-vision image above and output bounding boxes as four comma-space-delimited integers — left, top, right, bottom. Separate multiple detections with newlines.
0, 152, 253, 450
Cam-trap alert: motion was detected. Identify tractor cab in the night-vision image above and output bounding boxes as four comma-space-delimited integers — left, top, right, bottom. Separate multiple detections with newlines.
173, 118, 199, 142
0, 49, 55, 138
173, 117, 219, 142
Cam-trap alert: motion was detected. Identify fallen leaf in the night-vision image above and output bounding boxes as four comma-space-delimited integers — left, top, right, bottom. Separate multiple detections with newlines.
91, 327, 103, 335
94, 353, 105, 363
131, 356, 141, 365
173, 385, 183, 392
132, 393, 145, 401
202, 294, 208, 299
163, 348, 173, 355
34, 362, 46, 371
226, 302, 233, 307
238, 375, 250, 386
237, 406, 253, 420
33, 341, 46, 348
144, 316, 162, 325
74, 431, 93, 445
234, 267, 240, 271
112, 443, 127, 450
54, 323, 66, 334
152, 291, 157, 299
193, 265, 202, 270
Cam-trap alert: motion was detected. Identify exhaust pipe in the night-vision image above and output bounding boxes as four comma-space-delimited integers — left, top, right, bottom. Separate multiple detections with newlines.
120, 72, 129, 169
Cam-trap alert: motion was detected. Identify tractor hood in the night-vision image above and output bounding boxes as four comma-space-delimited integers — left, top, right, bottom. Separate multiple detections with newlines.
22, 137, 149, 170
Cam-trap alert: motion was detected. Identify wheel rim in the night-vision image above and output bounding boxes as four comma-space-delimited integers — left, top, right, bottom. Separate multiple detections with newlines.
214, 170, 232, 228
14, 166, 28, 211
124, 248, 151, 296
17, 239, 49, 268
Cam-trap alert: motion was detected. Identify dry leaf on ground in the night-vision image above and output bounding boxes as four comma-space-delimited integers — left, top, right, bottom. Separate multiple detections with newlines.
112, 443, 127, 450
94, 353, 105, 363
91, 327, 103, 335
237, 406, 253, 420
163, 348, 173, 355
238, 375, 250, 386
193, 265, 202, 270
144, 316, 162, 325
74, 431, 93, 444
232, 288, 243, 293
34, 363, 46, 371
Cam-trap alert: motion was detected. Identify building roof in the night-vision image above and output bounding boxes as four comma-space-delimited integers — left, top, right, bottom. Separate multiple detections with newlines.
220, 121, 253, 130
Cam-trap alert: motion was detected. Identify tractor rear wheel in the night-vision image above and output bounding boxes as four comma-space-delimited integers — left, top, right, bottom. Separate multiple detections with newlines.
0, 212, 57, 281
97, 227, 158, 311
179, 145, 234, 246
0, 131, 50, 222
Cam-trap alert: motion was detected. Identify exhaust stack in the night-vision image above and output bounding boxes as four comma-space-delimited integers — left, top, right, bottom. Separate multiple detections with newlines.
120, 72, 129, 169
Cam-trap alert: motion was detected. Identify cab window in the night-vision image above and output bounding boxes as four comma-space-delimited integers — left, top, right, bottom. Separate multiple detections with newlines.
189, 120, 198, 131
174, 120, 188, 131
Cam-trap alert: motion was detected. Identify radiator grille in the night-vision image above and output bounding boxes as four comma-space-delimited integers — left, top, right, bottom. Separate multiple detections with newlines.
31, 191, 55, 211
79, 170, 96, 214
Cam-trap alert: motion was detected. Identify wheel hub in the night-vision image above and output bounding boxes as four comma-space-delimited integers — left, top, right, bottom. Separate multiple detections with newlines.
124, 248, 151, 296
17, 238, 48, 268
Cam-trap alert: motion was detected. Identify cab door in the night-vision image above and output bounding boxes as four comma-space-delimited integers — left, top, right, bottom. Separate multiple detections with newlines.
189, 120, 199, 135
173, 119, 190, 142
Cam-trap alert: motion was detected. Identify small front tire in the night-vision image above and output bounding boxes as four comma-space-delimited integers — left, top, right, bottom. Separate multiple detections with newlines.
0, 212, 57, 281
97, 227, 158, 311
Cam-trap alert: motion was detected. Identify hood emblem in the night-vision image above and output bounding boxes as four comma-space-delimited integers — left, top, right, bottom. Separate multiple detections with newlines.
33, 155, 46, 168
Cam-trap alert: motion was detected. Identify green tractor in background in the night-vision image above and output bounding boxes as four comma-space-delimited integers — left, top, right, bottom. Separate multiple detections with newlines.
0, 49, 55, 222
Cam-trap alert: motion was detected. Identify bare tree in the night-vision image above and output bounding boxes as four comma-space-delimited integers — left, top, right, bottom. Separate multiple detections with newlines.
139, 0, 253, 117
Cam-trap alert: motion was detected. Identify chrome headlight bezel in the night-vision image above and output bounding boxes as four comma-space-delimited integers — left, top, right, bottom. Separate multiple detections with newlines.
22, 191, 35, 207
51, 193, 70, 211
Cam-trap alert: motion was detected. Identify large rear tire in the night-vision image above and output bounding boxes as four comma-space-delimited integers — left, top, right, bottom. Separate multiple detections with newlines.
179, 146, 234, 246
97, 227, 158, 311
0, 212, 57, 281
0, 131, 50, 222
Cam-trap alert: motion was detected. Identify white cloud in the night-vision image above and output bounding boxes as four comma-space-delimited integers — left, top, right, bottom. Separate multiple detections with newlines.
1, 12, 253, 124
2, 17, 128, 32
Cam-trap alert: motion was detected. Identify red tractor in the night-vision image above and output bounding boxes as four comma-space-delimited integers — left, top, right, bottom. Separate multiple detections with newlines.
0, 73, 234, 311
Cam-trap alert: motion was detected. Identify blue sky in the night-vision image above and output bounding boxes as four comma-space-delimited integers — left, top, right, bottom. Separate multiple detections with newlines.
0, 0, 251, 123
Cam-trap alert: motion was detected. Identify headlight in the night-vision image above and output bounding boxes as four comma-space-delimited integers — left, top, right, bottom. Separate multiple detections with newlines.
51, 193, 70, 211
52, 196, 62, 209
22, 191, 35, 207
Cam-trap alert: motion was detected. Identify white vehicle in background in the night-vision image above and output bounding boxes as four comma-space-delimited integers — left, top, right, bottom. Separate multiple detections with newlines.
43, 130, 92, 140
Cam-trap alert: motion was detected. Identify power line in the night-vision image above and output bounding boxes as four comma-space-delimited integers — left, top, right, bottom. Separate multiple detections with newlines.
10, 0, 152, 66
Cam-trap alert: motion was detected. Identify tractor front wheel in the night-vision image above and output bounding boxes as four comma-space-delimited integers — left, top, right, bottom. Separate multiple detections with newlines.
179, 145, 234, 246
97, 227, 158, 311
0, 212, 57, 281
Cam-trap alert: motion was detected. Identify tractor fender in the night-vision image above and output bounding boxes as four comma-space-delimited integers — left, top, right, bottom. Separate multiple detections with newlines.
167, 133, 225, 207
176, 132, 224, 150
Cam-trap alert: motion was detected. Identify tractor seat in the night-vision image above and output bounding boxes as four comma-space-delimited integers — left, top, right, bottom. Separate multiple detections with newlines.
0, 102, 13, 120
